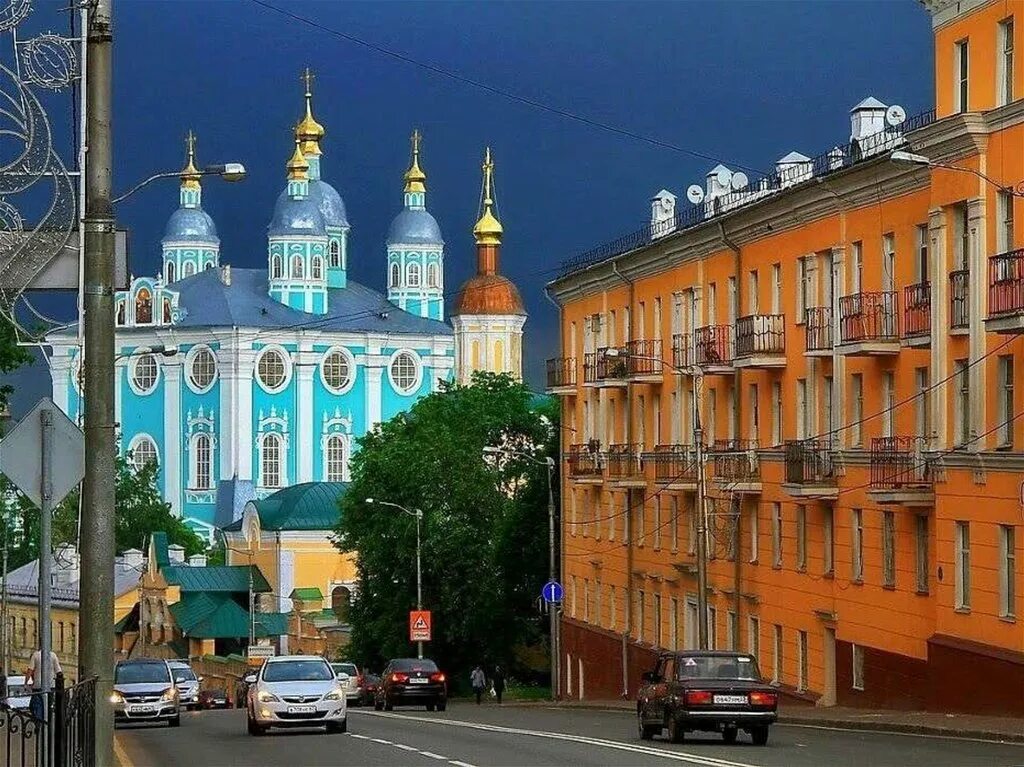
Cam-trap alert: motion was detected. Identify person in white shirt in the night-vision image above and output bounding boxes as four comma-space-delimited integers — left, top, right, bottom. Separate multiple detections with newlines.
25, 648, 62, 721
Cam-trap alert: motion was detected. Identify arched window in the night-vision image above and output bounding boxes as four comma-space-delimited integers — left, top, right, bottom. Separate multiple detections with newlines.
325, 435, 346, 482
271, 255, 283, 279
261, 433, 283, 488
331, 586, 352, 623
191, 433, 212, 490
291, 255, 304, 279
165, 262, 176, 283
329, 240, 341, 268
115, 301, 126, 326
130, 353, 159, 395
389, 350, 420, 394
494, 339, 505, 372
407, 262, 421, 287
129, 435, 158, 472
135, 288, 153, 325
471, 340, 481, 371
427, 263, 439, 288
389, 263, 400, 288
205, 260, 215, 270
162, 298, 172, 324
311, 257, 323, 280
183, 262, 195, 278
188, 346, 217, 391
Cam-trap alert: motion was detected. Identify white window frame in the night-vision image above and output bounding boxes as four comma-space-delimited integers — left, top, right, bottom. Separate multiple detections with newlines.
748, 615, 760, 660
1000, 524, 1016, 618
407, 261, 421, 287
324, 434, 349, 483
771, 502, 782, 568
128, 433, 159, 473
955, 520, 971, 610
255, 346, 292, 394
851, 373, 864, 447
772, 624, 782, 684
1000, 355, 1015, 447
259, 432, 285, 490
915, 514, 929, 594
128, 351, 160, 396
797, 630, 808, 692
823, 506, 834, 576
189, 432, 213, 491
852, 509, 864, 582
389, 262, 400, 287
748, 504, 759, 564
185, 345, 218, 394
771, 381, 782, 446
388, 349, 423, 394
796, 505, 807, 572
956, 39, 970, 113
320, 347, 356, 395
998, 189, 1015, 254
882, 511, 896, 588
852, 644, 865, 691
999, 18, 1015, 106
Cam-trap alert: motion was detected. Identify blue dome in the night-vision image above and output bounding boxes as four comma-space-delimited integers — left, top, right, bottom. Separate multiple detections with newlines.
308, 179, 349, 229
162, 207, 219, 244
387, 208, 444, 246
269, 189, 328, 237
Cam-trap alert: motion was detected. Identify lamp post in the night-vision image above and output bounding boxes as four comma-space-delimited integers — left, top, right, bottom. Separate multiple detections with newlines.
113, 163, 247, 204
482, 446, 559, 699
604, 347, 711, 650
891, 150, 1024, 197
365, 498, 424, 659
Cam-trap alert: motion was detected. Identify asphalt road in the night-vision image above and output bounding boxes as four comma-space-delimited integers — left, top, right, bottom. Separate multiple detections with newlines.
115, 703, 1024, 767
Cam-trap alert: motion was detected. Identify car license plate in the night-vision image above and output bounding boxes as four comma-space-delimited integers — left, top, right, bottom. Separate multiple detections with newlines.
409, 678, 428, 685
713, 694, 748, 705
287, 705, 316, 714
128, 704, 154, 714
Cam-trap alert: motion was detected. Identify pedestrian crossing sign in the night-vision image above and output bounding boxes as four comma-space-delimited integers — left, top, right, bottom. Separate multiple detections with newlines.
409, 610, 432, 642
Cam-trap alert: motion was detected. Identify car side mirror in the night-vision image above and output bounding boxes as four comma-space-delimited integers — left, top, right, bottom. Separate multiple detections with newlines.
336, 673, 350, 682
198, 676, 204, 683
244, 674, 256, 685
641, 671, 660, 684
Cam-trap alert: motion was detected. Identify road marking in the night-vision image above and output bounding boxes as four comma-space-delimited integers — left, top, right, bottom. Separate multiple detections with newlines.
370, 737, 393, 744
113, 735, 134, 767
356, 711, 757, 767
346, 732, 475, 765
419, 752, 448, 760
393, 744, 418, 751
777, 722, 1024, 746
449, 761, 476, 767
348, 733, 371, 740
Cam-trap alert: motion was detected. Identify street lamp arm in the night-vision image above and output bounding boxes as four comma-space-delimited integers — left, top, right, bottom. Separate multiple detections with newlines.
113, 164, 247, 204
891, 150, 1024, 198
113, 171, 180, 204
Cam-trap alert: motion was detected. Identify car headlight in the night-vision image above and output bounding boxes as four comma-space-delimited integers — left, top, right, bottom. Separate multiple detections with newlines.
257, 690, 280, 703
324, 688, 345, 701
160, 688, 178, 702
109, 692, 124, 705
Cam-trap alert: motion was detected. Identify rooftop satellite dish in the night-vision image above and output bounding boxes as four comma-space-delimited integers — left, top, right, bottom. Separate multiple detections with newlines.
730, 172, 749, 191
716, 167, 733, 188
885, 104, 907, 127
686, 184, 705, 204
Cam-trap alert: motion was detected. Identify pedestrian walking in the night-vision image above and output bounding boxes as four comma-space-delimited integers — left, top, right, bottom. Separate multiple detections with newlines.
470, 664, 486, 705
25, 646, 61, 721
492, 665, 505, 705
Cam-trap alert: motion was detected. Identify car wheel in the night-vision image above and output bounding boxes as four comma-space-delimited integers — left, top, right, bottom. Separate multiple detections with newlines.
374, 699, 383, 711
722, 726, 738, 744
426, 703, 436, 712
168, 716, 181, 728
637, 713, 657, 741
384, 698, 394, 711
751, 725, 770, 746
436, 701, 447, 712
327, 719, 348, 734
667, 715, 685, 744
247, 714, 266, 737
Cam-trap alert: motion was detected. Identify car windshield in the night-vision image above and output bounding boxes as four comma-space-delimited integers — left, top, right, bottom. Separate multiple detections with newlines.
172, 668, 197, 683
263, 660, 333, 683
675, 654, 762, 681
332, 663, 358, 676
115, 663, 171, 685
392, 659, 438, 673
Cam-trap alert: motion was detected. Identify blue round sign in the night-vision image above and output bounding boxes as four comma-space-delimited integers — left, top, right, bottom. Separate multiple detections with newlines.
541, 580, 564, 604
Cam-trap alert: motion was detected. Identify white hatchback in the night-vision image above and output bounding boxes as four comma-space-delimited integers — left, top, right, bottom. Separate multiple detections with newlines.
246, 656, 347, 736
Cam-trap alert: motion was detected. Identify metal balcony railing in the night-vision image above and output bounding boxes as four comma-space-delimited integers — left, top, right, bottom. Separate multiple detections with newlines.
605, 443, 644, 478
805, 306, 833, 352
784, 439, 836, 485
839, 290, 899, 343
672, 332, 693, 370
625, 339, 663, 377
567, 442, 603, 477
988, 248, 1024, 318
950, 269, 969, 329
583, 352, 599, 384
902, 281, 931, 339
710, 439, 760, 482
694, 324, 734, 367
869, 436, 932, 491
735, 314, 785, 358
596, 347, 628, 381
648, 444, 698, 484
546, 357, 576, 388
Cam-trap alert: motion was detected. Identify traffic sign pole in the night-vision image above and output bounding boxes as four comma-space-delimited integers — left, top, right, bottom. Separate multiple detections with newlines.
38, 406, 53, 720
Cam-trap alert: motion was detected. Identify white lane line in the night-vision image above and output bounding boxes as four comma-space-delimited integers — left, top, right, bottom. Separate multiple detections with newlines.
778, 722, 1024, 746
418, 752, 448, 761
393, 744, 419, 752
348, 733, 371, 740
370, 738, 393, 745
449, 761, 476, 767
357, 711, 757, 767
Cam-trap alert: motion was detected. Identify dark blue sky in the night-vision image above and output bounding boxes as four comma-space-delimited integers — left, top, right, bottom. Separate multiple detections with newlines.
10, 0, 935, 411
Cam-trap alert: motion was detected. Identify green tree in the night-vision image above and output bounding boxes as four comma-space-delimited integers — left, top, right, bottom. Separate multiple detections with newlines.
336, 373, 557, 685
0, 314, 31, 414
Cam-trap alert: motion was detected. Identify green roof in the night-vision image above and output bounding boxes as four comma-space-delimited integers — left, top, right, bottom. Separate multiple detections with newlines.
290, 587, 323, 601
168, 592, 287, 639
163, 565, 271, 593
223, 482, 347, 532
151, 532, 170, 569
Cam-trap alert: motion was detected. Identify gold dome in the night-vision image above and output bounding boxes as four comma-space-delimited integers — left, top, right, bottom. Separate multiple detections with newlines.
473, 147, 503, 246
287, 135, 310, 181
295, 67, 324, 156
403, 129, 427, 194
180, 130, 202, 191
453, 273, 525, 316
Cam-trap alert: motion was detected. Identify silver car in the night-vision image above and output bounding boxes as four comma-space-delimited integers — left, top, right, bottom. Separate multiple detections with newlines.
331, 663, 361, 704
246, 656, 347, 735
111, 659, 180, 727
168, 661, 202, 711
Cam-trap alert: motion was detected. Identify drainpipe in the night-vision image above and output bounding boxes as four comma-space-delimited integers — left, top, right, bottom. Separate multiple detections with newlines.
543, 286, 565, 700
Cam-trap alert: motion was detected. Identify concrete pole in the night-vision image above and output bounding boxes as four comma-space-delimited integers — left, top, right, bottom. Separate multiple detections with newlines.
79, 0, 115, 762
693, 373, 710, 650
415, 509, 423, 660
545, 458, 558, 700
38, 407, 53, 718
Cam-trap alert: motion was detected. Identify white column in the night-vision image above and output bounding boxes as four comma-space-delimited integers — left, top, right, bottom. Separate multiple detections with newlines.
830, 246, 847, 448
236, 347, 256, 481
967, 196, 987, 451
365, 367, 383, 429
928, 208, 948, 450
114, 360, 125, 434
50, 353, 72, 416
217, 345, 236, 480
164, 359, 183, 515
296, 348, 315, 483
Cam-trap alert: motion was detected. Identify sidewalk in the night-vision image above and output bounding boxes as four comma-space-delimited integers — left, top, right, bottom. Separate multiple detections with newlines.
511, 699, 1024, 743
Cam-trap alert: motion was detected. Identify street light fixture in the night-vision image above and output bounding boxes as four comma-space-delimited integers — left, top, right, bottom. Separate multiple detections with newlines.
891, 150, 1024, 197
365, 498, 425, 659
112, 163, 247, 204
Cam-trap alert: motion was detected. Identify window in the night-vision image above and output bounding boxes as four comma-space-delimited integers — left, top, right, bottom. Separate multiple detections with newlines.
130, 353, 159, 395
707, 388, 717, 444
881, 233, 895, 293
322, 349, 353, 393
708, 606, 718, 649
595, 580, 602, 627
291, 255, 304, 279
271, 255, 282, 279
955, 521, 971, 609
796, 379, 808, 440
325, 435, 347, 482
329, 239, 341, 268
915, 514, 929, 594
390, 351, 420, 393
999, 18, 1014, 106
915, 367, 931, 440
823, 507, 834, 576
851, 374, 864, 447
407, 262, 421, 287
311, 257, 323, 280
261, 433, 283, 489
1000, 525, 1016, 618
727, 276, 737, 324
748, 504, 759, 563
851, 241, 863, 293
654, 594, 662, 647
771, 263, 782, 314
389, 262, 400, 287
183, 262, 195, 278
797, 631, 808, 692
165, 262, 176, 284
771, 502, 782, 568
129, 436, 158, 473
748, 270, 759, 314
955, 359, 970, 445
727, 611, 738, 650
915, 224, 929, 282
688, 496, 697, 556
583, 580, 590, 623
772, 624, 783, 684
653, 496, 661, 550
708, 282, 717, 323
727, 389, 736, 441
115, 301, 125, 325
256, 348, 288, 392
748, 616, 760, 660
1000, 355, 1015, 447
852, 644, 865, 691
609, 585, 617, 631
881, 372, 895, 438
851, 509, 864, 582
637, 590, 646, 642
955, 204, 970, 270
135, 287, 153, 325
749, 384, 759, 445
956, 39, 969, 112
670, 597, 679, 649
427, 262, 439, 288
570, 577, 577, 618
191, 434, 212, 490
823, 376, 833, 436
188, 346, 217, 392
998, 190, 1015, 254
796, 505, 807, 571
771, 382, 782, 446
882, 511, 896, 588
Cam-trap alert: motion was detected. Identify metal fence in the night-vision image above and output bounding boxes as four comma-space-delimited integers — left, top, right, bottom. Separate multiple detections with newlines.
694, 325, 734, 366
839, 290, 899, 343
805, 306, 833, 352
605, 443, 644, 478
949, 270, 969, 329
869, 436, 932, 491
902, 281, 931, 339
567, 443, 602, 477
648, 444, 698, 484
988, 248, 1024, 318
735, 314, 785, 358
1, 675, 96, 767
784, 439, 836, 485
624, 339, 662, 376
545, 357, 576, 388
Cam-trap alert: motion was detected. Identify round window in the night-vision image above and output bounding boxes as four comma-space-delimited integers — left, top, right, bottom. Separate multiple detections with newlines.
130, 436, 158, 472
389, 351, 419, 393
131, 353, 159, 394
257, 349, 288, 391
322, 350, 352, 393
189, 347, 217, 391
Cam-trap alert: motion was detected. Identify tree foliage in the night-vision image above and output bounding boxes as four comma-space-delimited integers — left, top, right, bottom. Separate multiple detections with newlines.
336, 373, 558, 685
0, 314, 31, 413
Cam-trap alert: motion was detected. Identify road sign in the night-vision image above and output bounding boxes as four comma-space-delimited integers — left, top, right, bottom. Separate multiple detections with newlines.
541, 580, 564, 604
0, 397, 84, 507
409, 610, 432, 642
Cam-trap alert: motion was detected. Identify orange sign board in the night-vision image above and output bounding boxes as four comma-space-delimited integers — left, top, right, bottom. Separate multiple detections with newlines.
409, 610, 432, 642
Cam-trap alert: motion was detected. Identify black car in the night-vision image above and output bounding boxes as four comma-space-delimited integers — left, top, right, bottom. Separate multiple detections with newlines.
374, 658, 447, 711
637, 651, 777, 745
359, 673, 381, 706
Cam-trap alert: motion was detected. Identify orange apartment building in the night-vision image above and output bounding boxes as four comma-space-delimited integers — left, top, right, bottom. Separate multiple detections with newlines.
546, 0, 1024, 715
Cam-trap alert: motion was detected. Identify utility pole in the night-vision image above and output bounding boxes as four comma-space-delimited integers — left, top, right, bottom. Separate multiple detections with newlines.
414, 509, 423, 660
38, 408, 54, 718
692, 373, 710, 650
1, 506, 8, 684
79, 0, 115, 763
545, 458, 558, 701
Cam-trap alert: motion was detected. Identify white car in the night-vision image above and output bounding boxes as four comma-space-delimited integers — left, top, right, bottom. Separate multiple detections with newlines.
3, 675, 31, 710
168, 661, 202, 711
246, 656, 347, 735
331, 663, 361, 704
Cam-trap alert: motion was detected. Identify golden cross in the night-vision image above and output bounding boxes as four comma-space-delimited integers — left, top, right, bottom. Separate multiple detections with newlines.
302, 67, 315, 96
482, 147, 494, 204
411, 129, 421, 159
186, 130, 196, 161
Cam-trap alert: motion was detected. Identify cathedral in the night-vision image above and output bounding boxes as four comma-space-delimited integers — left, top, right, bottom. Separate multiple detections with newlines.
46, 72, 526, 541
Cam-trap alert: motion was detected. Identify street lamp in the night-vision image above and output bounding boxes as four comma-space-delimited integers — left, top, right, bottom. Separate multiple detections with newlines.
365, 498, 425, 659
891, 150, 1024, 197
112, 163, 247, 204
482, 445, 559, 700
603, 346, 711, 650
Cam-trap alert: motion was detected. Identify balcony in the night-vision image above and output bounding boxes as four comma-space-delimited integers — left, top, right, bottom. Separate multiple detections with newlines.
648, 444, 698, 491
782, 439, 837, 499
605, 443, 647, 487
901, 281, 931, 347
868, 436, 934, 507
949, 269, 969, 331
838, 290, 900, 355
804, 306, 833, 356
671, 333, 694, 371
986, 248, 1024, 334
624, 339, 664, 382
567, 442, 603, 483
545, 357, 577, 394
693, 325, 734, 374
594, 346, 628, 386
733, 314, 785, 368
710, 439, 761, 493
583, 352, 599, 384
